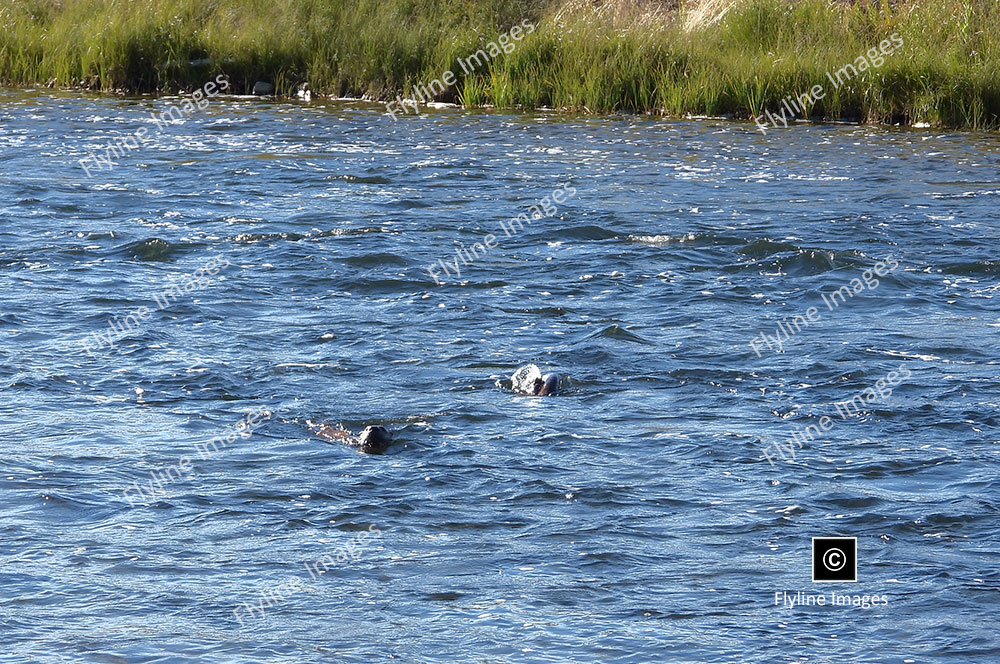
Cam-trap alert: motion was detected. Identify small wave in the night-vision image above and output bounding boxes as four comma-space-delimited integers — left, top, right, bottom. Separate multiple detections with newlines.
120, 238, 181, 261
628, 233, 697, 244
274, 362, 333, 370
940, 260, 1000, 276
312, 227, 393, 238
342, 252, 409, 267
548, 225, 617, 241
627, 232, 744, 247
335, 174, 392, 185
391, 199, 433, 209
737, 239, 801, 259
931, 188, 1000, 200
586, 324, 653, 345
233, 232, 305, 243
498, 306, 568, 316
773, 249, 835, 273
729, 248, 836, 275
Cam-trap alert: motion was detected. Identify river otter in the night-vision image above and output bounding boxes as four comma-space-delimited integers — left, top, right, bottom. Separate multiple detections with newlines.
313, 423, 392, 454
534, 373, 559, 396
511, 364, 560, 396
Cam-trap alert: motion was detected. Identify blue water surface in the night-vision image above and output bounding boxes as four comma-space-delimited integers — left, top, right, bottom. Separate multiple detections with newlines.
1, 91, 999, 663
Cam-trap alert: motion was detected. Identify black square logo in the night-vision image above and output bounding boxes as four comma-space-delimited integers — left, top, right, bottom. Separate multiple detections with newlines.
812, 537, 857, 582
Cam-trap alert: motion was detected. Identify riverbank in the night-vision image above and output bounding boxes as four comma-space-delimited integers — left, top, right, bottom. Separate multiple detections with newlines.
1, 0, 998, 129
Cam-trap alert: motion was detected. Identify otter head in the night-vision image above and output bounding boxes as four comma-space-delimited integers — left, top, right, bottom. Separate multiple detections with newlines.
357, 426, 391, 454
533, 373, 559, 396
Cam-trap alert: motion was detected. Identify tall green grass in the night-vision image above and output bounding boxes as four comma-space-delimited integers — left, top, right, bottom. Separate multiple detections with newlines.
1, 0, 998, 130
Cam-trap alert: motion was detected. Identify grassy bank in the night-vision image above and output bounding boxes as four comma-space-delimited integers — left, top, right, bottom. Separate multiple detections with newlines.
1, 0, 998, 129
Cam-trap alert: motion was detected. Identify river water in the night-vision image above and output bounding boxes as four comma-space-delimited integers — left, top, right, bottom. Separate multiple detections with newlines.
2, 90, 999, 662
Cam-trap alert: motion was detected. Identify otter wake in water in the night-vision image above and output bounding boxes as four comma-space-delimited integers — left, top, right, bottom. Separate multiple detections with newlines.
511, 364, 560, 396
311, 423, 392, 454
